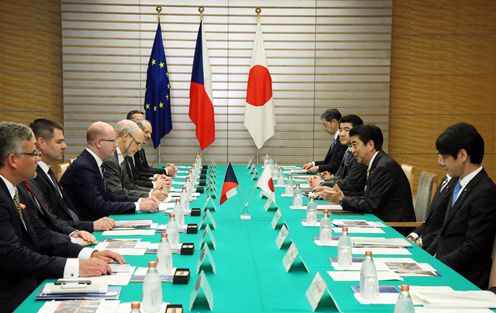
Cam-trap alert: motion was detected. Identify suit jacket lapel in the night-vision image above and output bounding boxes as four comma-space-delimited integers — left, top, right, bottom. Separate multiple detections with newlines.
442, 171, 484, 228
365, 151, 383, 191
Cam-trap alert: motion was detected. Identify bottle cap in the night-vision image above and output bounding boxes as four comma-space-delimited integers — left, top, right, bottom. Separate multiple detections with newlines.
170, 213, 175, 218
323, 209, 329, 214
176, 198, 180, 203
131, 302, 141, 309
148, 261, 157, 267
400, 284, 410, 291
342, 227, 348, 232
365, 251, 372, 256
161, 232, 168, 238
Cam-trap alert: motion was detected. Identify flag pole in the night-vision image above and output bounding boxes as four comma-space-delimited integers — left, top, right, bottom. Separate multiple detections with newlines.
238, 172, 252, 220
156, 5, 162, 165
198, 6, 204, 161
255, 7, 262, 167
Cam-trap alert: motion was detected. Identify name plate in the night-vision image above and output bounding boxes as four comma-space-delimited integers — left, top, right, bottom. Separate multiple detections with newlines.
282, 242, 308, 272
251, 169, 258, 180
199, 210, 217, 230
196, 244, 216, 274
247, 158, 254, 169
189, 271, 214, 311
305, 272, 330, 311
275, 224, 290, 249
271, 209, 283, 230
200, 225, 217, 250
202, 195, 218, 212
264, 196, 276, 211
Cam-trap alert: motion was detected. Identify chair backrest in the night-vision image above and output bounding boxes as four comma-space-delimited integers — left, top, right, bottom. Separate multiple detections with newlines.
414, 171, 437, 222
56, 162, 71, 181
489, 233, 496, 288
401, 164, 414, 188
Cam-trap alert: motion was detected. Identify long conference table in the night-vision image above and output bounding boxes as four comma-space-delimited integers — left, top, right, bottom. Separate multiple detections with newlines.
16, 164, 483, 313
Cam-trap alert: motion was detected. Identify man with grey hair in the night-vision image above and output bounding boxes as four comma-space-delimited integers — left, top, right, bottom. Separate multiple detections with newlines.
60, 121, 159, 221
0, 121, 124, 311
102, 119, 168, 200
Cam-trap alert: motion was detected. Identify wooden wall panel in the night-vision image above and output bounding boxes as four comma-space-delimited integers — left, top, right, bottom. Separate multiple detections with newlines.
61, 0, 392, 165
0, 0, 63, 124
389, 0, 496, 192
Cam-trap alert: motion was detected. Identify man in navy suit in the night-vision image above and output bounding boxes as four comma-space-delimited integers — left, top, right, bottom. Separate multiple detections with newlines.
407, 173, 458, 250
426, 123, 496, 289
60, 121, 159, 221
30, 119, 115, 232
303, 109, 347, 174
316, 125, 415, 222
0, 122, 124, 311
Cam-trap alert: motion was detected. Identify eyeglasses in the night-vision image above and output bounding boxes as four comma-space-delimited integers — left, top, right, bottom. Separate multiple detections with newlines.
99, 138, 116, 144
20, 150, 42, 157
129, 133, 143, 146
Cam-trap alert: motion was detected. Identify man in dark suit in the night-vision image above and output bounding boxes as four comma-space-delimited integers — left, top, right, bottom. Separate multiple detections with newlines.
102, 120, 168, 200
407, 174, 458, 249
0, 122, 124, 311
30, 119, 115, 232
426, 123, 496, 289
303, 109, 347, 174
60, 121, 159, 221
132, 119, 177, 177
308, 114, 367, 193
316, 125, 415, 222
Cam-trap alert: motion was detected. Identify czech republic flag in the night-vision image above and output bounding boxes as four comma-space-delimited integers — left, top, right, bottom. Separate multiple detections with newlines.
220, 163, 239, 205
189, 21, 215, 150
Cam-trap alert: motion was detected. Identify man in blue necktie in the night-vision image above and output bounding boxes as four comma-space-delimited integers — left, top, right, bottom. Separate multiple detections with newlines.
426, 123, 496, 289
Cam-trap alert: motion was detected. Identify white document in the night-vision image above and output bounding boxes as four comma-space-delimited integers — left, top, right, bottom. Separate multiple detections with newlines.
116, 302, 168, 313
327, 270, 402, 281
290, 205, 307, 210
38, 300, 120, 313
334, 227, 384, 234
83, 267, 135, 286
414, 290, 496, 309
351, 237, 412, 248
330, 261, 389, 271
301, 220, 320, 227
159, 202, 176, 211
333, 219, 386, 228
157, 224, 188, 233
102, 229, 156, 236
414, 308, 493, 313
313, 239, 338, 246
354, 292, 399, 304
352, 247, 411, 255
94, 241, 150, 256
317, 204, 343, 211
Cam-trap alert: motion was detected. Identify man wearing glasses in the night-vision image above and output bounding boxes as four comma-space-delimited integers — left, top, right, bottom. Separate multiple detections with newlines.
102, 120, 168, 200
0, 122, 124, 311
60, 121, 159, 221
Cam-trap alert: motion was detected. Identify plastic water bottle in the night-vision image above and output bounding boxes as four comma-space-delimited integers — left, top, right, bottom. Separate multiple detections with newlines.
337, 227, 353, 268
174, 198, 184, 229
394, 285, 415, 313
130, 302, 142, 313
142, 261, 162, 313
360, 251, 379, 299
271, 163, 279, 180
156, 233, 172, 276
306, 198, 318, 225
319, 209, 333, 244
293, 183, 303, 208
285, 174, 295, 196
180, 186, 189, 213
167, 213, 179, 248
277, 167, 285, 186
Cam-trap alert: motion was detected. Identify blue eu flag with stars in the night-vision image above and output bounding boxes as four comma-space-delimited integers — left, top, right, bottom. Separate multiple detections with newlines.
144, 22, 172, 148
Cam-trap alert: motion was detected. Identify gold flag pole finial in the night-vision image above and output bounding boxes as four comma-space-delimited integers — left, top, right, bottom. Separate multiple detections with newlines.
255, 7, 261, 21
156, 6, 162, 22
199, 7, 204, 20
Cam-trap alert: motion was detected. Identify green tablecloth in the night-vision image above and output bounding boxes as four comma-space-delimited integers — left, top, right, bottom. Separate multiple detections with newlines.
15, 164, 482, 313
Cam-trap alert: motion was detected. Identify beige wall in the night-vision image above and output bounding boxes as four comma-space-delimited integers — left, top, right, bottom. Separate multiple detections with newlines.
389, 0, 496, 190
0, 0, 63, 124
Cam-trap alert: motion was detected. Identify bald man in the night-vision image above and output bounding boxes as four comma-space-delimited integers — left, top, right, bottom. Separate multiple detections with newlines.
60, 121, 159, 221
102, 120, 168, 200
